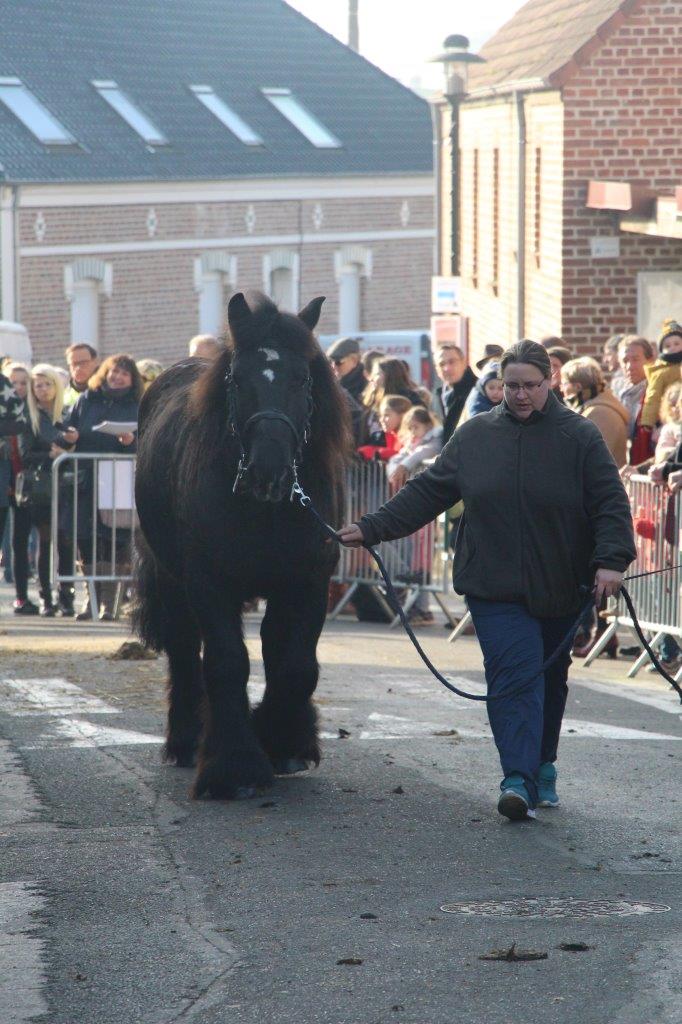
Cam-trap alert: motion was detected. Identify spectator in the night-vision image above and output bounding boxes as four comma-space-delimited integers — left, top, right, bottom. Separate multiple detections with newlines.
327, 336, 367, 404
602, 334, 626, 396
624, 381, 682, 480
640, 320, 682, 431
137, 358, 164, 392
618, 335, 655, 464
561, 357, 629, 468
357, 395, 411, 462
361, 349, 384, 378
189, 334, 222, 360
12, 365, 76, 616
367, 358, 424, 408
475, 344, 504, 372
2, 364, 31, 586
65, 354, 142, 620
387, 406, 443, 490
433, 346, 477, 445
540, 335, 564, 350
64, 343, 100, 409
546, 345, 573, 404
462, 362, 504, 420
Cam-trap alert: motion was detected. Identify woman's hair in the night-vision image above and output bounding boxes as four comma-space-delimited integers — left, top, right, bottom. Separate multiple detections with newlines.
361, 349, 384, 375
137, 358, 164, 387
618, 334, 655, 361
364, 358, 415, 409
603, 333, 624, 353
379, 394, 412, 421
27, 363, 65, 434
661, 381, 682, 424
399, 404, 438, 443
89, 354, 144, 402
561, 356, 605, 394
5, 361, 30, 380
547, 346, 573, 366
500, 340, 552, 380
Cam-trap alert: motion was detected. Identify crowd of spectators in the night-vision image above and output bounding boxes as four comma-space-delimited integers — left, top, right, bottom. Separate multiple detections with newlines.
0, 333, 220, 620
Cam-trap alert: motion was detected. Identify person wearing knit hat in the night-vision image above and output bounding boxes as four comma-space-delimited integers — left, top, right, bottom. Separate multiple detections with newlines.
462, 362, 504, 419
640, 319, 682, 430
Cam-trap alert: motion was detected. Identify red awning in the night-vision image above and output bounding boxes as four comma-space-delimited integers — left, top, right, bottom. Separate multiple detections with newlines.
586, 181, 655, 216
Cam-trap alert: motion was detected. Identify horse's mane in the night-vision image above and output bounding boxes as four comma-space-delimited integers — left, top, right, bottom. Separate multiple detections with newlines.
187, 302, 352, 487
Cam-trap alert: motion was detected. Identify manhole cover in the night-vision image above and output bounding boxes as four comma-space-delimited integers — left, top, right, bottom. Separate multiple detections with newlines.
440, 898, 671, 919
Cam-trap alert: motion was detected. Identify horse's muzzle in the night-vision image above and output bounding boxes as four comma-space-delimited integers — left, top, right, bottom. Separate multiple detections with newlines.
239, 463, 293, 503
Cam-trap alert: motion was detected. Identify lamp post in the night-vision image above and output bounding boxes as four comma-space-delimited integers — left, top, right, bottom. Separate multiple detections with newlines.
429, 35, 484, 277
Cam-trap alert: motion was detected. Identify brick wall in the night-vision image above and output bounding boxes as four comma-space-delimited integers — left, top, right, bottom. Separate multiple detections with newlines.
17, 189, 434, 365
561, 0, 682, 352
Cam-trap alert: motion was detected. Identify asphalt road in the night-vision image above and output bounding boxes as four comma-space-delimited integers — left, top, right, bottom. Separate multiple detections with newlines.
0, 613, 680, 1024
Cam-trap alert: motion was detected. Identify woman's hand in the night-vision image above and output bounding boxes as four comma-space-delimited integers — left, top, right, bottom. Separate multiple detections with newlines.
118, 432, 135, 446
337, 523, 365, 548
594, 568, 624, 604
389, 465, 409, 493
620, 464, 636, 480
49, 444, 66, 460
648, 465, 665, 483
668, 470, 682, 493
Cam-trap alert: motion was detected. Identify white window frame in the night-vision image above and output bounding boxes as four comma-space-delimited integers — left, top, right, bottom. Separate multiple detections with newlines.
92, 80, 167, 146
262, 249, 300, 310
189, 85, 262, 145
0, 77, 75, 145
334, 245, 372, 334
261, 88, 341, 148
64, 258, 113, 350
193, 251, 237, 335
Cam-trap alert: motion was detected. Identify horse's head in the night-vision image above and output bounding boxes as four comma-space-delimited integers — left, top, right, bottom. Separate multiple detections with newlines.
226, 291, 325, 502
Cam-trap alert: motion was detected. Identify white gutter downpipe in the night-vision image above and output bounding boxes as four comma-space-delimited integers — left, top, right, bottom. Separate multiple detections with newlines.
0, 185, 18, 322
515, 91, 527, 341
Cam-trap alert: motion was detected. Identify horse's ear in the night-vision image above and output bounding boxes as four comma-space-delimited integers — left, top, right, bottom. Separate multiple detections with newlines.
227, 292, 252, 336
298, 296, 325, 331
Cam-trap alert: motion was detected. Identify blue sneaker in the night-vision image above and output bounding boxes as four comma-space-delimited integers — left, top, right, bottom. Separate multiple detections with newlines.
537, 762, 559, 807
498, 773, 536, 821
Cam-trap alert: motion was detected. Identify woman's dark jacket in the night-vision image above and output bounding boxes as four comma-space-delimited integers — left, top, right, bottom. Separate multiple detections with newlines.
358, 392, 636, 618
65, 385, 139, 455
435, 366, 478, 444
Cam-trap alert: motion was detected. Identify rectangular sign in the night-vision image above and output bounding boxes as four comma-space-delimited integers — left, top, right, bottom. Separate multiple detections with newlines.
431, 276, 461, 314
590, 236, 620, 259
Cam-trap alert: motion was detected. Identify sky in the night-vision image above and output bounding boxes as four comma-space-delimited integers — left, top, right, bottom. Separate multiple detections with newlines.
286, 0, 527, 91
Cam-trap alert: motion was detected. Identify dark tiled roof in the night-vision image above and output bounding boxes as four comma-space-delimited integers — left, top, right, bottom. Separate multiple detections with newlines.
468, 0, 638, 92
0, 0, 431, 183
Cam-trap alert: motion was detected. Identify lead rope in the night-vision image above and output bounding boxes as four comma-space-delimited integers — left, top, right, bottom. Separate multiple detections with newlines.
292, 485, 682, 705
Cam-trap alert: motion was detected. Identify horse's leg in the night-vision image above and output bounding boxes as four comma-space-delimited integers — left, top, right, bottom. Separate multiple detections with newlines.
190, 588, 273, 800
252, 578, 328, 774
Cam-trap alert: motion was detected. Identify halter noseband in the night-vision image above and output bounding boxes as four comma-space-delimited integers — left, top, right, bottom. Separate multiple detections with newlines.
225, 371, 313, 496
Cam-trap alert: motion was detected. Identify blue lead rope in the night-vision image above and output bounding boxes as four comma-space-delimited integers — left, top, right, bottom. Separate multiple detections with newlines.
293, 486, 682, 705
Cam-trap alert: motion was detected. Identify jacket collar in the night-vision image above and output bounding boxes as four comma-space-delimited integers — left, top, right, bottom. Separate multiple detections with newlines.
499, 388, 557, 425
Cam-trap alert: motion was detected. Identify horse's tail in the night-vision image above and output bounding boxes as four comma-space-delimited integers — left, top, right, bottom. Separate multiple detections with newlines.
132, 534, 171, 652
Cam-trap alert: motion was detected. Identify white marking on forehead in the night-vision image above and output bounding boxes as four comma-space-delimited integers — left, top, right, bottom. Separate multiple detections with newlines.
259, 347, 280, 362
262, 369, 275, 383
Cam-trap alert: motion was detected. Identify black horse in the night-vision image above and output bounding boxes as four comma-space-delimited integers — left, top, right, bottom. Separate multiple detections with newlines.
134, 292, 350, 799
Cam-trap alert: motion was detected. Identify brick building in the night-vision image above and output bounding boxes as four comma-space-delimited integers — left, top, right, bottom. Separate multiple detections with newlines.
434, 0, 682, 363
0, 0, 433, 364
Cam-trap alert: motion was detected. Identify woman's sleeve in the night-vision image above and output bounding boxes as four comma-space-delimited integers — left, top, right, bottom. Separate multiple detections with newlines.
358, 435, 462, 546
583, 433, 637, 571
0, 373, 28, 434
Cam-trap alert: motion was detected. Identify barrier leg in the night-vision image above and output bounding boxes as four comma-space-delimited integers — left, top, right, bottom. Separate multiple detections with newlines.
328, 581, 358, 621
582, 621, 617, 666
112, 582, 123, 621
432, 591, 458, 628
447, 610, 473, 644
390, 586, 420, 630
627, 630, 665, 679
86, 580, 98, 620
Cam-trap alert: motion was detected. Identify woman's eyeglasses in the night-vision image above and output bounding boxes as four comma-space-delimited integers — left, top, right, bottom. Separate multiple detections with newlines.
503, 380, 547, 394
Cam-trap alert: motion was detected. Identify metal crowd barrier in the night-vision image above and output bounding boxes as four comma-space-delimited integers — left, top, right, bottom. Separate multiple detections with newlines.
329, 457, 453, 627
51, 452, 138, 620
584, 475, 682, 680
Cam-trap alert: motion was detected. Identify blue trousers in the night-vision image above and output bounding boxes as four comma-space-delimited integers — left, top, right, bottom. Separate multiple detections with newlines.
467, 598, 575, 805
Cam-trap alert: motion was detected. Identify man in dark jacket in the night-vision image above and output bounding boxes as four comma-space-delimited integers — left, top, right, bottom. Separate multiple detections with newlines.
327, 336, 367, 404
339, 340, 635, 822
434, 346, 477, 444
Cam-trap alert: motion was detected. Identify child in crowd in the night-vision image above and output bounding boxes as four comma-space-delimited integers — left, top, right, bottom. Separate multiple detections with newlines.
461, 362, 504, 420
357, 395, 412, 462
640, 319, 682, 432
387, 406, 443, 487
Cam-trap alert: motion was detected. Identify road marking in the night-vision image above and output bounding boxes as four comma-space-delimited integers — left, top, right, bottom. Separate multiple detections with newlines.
0, 882, 48, 1023
560, 718, 681, 741
35, 718, 164, 749
0, 678, 117, 717
575, 676, 682, 718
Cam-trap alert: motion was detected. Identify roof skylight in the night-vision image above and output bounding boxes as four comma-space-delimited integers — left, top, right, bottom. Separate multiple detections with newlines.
92, 80, 167, 146
190, 85, 263, 146
0, 77, 75, 145
261, 88, 341, 148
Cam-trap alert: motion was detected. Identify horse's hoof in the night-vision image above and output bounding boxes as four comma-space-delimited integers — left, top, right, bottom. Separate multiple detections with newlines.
272, 758, 310, 776
234, 785, 258, 800
162, 741, 197, 768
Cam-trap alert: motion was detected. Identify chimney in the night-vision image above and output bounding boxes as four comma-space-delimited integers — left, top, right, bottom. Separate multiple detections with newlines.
348, 0, 359, 52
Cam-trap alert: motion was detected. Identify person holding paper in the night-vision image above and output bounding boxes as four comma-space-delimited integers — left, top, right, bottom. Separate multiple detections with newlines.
62, 355, 142, 620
